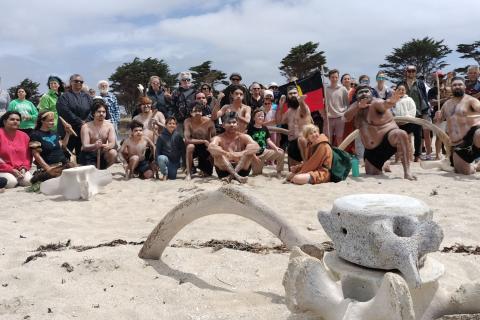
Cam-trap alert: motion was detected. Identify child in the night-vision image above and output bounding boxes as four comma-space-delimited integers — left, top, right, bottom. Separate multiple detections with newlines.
119, 120, 156, 180
156, 117, 185, 180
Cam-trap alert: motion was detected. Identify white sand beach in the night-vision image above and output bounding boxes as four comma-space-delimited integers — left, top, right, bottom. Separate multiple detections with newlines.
1, 162, 479, 319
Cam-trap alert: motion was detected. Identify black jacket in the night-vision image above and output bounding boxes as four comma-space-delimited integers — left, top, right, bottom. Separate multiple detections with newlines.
155, 128, 185, 163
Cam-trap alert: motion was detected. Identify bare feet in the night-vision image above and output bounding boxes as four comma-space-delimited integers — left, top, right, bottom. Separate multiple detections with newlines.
234, 174, 248, 184
404, 173, 417, 181
382, 161, 392, 173
185, 174, 192, 181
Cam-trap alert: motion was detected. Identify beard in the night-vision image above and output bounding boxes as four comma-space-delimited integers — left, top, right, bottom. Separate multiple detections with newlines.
100, 89, 109, 95
452, 89, 464, 97
287, 96, 299, 109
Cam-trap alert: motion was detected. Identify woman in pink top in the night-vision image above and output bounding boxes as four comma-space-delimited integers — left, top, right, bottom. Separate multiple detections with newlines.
0, 111, 32, 189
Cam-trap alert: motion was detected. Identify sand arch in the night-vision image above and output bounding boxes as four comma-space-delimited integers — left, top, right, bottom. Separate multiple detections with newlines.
139, 186, 317, 260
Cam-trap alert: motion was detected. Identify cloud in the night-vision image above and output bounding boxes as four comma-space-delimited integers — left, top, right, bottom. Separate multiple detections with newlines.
0, 0, 479, 91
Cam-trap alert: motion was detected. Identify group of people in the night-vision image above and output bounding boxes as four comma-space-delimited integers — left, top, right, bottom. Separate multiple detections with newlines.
1, 64, 480, 192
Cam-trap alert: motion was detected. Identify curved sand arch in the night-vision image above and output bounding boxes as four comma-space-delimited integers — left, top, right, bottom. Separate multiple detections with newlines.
139, 186, 316, 260
338, 117, 452, 159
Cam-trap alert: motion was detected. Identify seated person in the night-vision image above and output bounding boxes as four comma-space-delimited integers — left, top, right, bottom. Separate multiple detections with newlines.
248, 108, 284, 176
344, 85, 415, 180
118, 120, 156, 180
208, 112, 259, 183
156, 117, 185, 180
133, 96, 165, 142
286, 124, 332, 185
0, 111, 32, 188
79, 99, 118, 169
29, 111, 76, 183
184, 102, 215, 180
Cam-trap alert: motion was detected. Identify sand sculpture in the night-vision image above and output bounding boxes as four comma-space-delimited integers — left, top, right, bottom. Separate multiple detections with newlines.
140, 186, 480, 319
40, 165, 112, 200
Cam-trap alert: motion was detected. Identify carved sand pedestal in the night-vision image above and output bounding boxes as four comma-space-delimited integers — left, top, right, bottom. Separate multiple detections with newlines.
40, 165, 112, 200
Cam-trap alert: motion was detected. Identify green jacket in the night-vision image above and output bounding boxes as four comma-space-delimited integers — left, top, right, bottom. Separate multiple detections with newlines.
7, 99, 38, 129
38, 90, 60, 129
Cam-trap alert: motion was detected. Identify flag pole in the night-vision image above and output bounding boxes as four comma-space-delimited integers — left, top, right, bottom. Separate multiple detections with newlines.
320, 66, 331, 143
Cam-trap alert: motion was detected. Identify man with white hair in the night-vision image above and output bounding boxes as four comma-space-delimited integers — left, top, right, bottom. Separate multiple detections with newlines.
466, 65, 480, 99
98, 80, 120, 139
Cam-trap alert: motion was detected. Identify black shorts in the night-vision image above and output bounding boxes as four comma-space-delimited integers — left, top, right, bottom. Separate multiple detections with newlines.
78, 151, 108, 169
193, 144, 213, 175
364, 130, 397, 170
215, 165, 251, 179
453, 125, 480, 164
134, 160, 151, 178
287, 138, 302, 162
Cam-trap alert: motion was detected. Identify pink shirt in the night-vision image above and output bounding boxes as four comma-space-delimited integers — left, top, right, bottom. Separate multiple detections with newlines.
0, 128, 31, 172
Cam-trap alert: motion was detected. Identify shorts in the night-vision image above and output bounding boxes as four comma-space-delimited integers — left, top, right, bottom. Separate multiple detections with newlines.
78, 151, 108, 169
193, 144, 213, 175
453, 125, 480, 164
287, 139, 302, 162
215, 165, 251, 179
364, 130, 397, 170
134, 160, 151, 178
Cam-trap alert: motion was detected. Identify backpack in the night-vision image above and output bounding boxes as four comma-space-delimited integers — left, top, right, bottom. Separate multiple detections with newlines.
321, 142, 352, 183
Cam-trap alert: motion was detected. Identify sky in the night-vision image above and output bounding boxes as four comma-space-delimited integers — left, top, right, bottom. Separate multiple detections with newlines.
0, 0, 479, 93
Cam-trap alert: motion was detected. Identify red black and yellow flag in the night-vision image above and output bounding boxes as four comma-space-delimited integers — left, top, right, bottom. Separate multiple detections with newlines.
278, 71, 324, 112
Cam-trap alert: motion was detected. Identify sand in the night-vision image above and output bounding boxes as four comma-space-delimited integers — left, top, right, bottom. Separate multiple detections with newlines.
0, 162, 479, 319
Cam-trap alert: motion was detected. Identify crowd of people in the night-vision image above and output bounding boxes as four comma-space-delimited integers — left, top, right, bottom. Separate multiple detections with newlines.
1, 64, 480, 192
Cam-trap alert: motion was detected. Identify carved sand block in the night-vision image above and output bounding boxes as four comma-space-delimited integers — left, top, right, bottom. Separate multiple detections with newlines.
40, 165, 112, 200
318, 194, 444, 287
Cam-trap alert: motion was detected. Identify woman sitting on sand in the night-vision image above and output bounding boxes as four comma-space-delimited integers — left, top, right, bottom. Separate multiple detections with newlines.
286, 124, 333, 185
29, 111, 75, 183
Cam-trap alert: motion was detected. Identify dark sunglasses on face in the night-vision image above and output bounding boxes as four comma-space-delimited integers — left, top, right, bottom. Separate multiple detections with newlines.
231, 78, 240, 81
72, 80, 84, 84
407, 70, 416, 73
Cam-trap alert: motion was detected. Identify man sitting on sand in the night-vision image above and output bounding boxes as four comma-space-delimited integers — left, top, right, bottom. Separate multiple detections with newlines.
184, 102, 215, 180
79, 99, 118, 169
133, 96, 165, 142
435, 77, 480, 174
344, 85, 416, 180
208, 112, 259, 183
118, 120, 156, 180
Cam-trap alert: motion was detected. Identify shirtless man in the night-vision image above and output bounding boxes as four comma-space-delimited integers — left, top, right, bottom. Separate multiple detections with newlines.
133, 96, 165, 142
118, 120, 156, 180
275, 86, 312, 168
435, 77, 480, 174
184, 102, 215, 180
213, 85, 251, 133
344, 85, 416, 180
208, 112, 259, 183
79, 100, 118, 169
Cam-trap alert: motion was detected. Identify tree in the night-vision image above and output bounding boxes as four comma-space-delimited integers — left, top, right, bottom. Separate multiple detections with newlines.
109, 57, 175, 114
8, 78, 41, 105
189, 61, 228, 90
279, 41, 327, 80
379, 37, 452, 84
455, 41, 480, 75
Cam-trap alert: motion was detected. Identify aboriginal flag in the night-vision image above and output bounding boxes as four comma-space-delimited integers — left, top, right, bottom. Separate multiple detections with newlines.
278, 70, 324, 112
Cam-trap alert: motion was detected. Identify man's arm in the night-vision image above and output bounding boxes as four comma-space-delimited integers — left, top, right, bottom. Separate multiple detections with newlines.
208, 136, 228, 157
104, 123, 116, 150
237, 105, 251, 124
275, 95, 287, 125
376, 90, 402, 113
118, 139, 129, 165
344, 101, 362, 122
211, 92, 224, 121
57, 94, 84, 129
239, 134, 260, 156
298, 95, 310, 118
470, 96, 480, 112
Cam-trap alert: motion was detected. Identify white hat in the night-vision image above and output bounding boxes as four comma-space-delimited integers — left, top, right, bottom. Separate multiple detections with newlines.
268, 82, 279, 88
263, 90, 274, 98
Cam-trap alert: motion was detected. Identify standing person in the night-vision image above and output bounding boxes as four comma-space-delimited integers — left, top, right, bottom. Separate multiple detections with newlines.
435, 77, 480, 175
8, 87, 38, 136
267, 82, 281, 104
214, 85, 252, 133
171, 71, 196, 134
98, 80, 120, 139
0, 111, 32, 188
344, 86, 415, 180
38, 76, 65, 130
208, 112, 259, 183
399, 65, 431, 161
199, 83, 217, 117
323, 69, 349, 146
79, 100, 117, 169
118, 120, 156, 180
220, 73, 250, 106
146, 75, 171, 116
428, 72, 451, 160
374, 71, 393, 100
156, 117, 185, 180
248, 82, 264, 111
286, 124, 332, 185
341, 73, 355, 102
29, 111, 75, 183
275, 86, 312, 168
465, 65, 480, 99
391, 84, 417, 162
194, 91, 213, 117
184, 102, 215, 180
248, 108, 284, 176
0, 76, 11, 117
57, 74, 93, 156
132, 96, 165, 142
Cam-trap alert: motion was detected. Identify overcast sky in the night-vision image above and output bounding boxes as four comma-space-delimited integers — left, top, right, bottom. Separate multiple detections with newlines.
0, 0, 478, 92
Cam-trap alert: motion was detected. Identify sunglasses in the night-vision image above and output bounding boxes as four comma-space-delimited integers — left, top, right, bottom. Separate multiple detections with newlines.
231, 78, 241, 81
72, 80, 84, 84
181, 78, 191, 82
376, 77, 387, 81
407, 70, 416, 73
252, 87, 261, 90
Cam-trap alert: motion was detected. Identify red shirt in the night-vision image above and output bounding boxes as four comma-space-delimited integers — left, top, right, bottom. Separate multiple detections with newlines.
0, 128, 31, 172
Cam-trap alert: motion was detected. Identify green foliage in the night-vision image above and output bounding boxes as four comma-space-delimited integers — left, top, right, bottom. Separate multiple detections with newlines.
279, 41, 327, 80
109, 57, 175, 114
455, 41, 480, 75
189, 61, 228, 90
379, 37, 452, 83
8, 78, 41, 105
